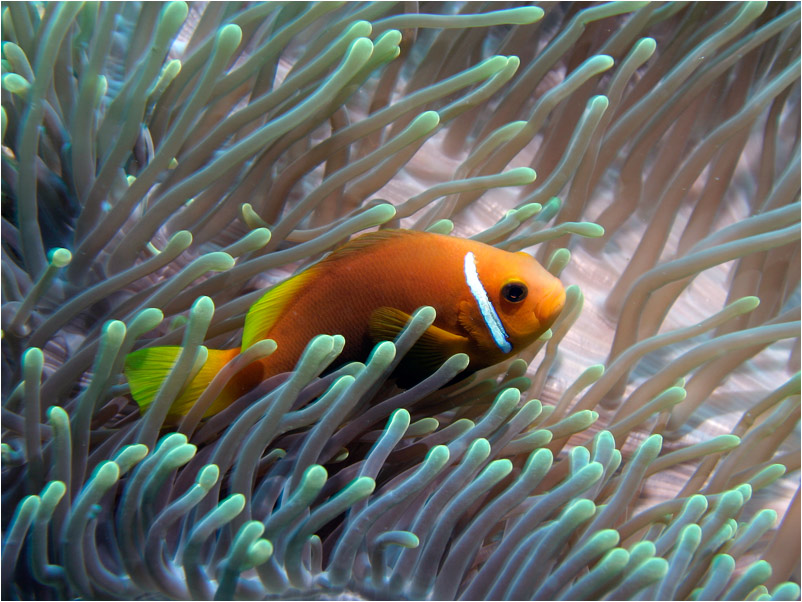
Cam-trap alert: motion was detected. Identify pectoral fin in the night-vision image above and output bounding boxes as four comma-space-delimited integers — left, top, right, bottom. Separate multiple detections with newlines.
458, 300, 501, 353
369, 307, 468, 374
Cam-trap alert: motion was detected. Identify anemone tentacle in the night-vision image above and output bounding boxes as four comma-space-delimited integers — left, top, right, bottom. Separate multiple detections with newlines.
2, 2, 799, 600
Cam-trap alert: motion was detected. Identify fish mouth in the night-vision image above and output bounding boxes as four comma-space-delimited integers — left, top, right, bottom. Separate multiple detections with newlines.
537, 285, 567, 322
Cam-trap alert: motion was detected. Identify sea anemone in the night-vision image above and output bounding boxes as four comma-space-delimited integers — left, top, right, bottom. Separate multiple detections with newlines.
1, 2, 799, 600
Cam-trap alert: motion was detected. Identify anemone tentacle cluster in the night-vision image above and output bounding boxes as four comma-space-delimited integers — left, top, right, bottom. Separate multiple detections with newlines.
1, 2, 799, 600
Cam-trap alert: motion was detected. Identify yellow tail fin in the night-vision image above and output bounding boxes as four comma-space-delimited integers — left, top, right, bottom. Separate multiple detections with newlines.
125, 346, 240, 417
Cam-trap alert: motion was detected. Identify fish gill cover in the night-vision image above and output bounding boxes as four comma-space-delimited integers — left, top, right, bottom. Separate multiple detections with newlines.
0, 2, 799, 601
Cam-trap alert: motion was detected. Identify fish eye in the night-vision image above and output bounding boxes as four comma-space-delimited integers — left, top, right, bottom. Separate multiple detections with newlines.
501, 281, 527, 303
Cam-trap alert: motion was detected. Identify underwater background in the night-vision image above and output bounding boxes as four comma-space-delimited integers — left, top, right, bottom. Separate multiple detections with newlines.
1, 1, 800, 600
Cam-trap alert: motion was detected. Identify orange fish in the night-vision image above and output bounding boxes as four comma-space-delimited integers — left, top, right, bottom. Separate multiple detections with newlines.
125, 229, 566, 418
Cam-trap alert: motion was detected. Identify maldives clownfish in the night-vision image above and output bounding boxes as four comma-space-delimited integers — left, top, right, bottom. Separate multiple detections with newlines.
125, 229, 566, 419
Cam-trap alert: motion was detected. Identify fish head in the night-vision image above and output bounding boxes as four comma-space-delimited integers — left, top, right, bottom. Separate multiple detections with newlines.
497, 251, 566, 345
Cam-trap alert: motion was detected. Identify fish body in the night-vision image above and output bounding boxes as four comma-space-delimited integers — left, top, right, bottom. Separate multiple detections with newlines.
125, 229, 566, 418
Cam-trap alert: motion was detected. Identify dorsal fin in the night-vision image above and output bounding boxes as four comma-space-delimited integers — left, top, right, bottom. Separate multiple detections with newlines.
242, 230, 419, 350
241, 268, 317, 350
317, 229, 418, 266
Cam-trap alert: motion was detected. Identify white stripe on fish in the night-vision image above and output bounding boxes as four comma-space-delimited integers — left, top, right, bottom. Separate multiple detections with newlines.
463, 251, 512, 353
